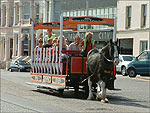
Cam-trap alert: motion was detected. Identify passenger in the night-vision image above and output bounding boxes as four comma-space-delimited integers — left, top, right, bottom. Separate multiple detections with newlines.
69, 35, 81, 51
36, 38, 43, 51
44, 29, 55, 44
52, 37, 58, 47
57, 36, 67, 50
43, 38, 53, 48
80, 32, 96, 56
65, 38, 70, 50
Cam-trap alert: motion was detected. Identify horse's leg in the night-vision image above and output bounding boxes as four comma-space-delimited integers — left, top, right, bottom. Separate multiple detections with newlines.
87, 78, 94, 100
99, 81, 109, 103
96, 80, 101, 100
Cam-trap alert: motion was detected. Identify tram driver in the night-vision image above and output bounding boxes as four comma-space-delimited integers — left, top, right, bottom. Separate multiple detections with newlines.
80, 32, 96, 56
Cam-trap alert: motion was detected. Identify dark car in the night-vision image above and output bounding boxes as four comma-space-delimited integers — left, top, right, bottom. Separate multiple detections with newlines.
8, 60, 31, 72
127, 50, 150, 77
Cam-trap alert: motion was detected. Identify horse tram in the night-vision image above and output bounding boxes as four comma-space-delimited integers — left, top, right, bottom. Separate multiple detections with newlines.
26, 16, 119, 102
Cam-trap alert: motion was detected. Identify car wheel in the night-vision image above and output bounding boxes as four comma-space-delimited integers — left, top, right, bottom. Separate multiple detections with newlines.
121, 66, 127, 76
18, 69, 21, 72
128, 68, 137, 78
9, 68, 13, 72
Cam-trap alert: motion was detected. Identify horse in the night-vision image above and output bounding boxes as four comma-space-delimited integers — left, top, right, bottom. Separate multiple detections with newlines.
86, 39, 119, 103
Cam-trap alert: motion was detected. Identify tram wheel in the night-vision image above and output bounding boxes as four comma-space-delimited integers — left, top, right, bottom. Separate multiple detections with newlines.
58, 89, 64, 97
74, 86, 79, 93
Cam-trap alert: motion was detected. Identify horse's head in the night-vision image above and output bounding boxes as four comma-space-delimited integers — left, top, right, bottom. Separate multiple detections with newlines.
102, 39, 119, 65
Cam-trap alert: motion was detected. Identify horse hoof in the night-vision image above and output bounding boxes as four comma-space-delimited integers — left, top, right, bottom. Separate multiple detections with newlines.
101, 99, 109, 103
87, 96, 94, 100
105, 98, 109, 103
101, 99, 106, 103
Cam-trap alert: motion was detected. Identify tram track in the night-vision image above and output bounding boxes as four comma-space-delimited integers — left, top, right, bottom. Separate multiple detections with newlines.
1, 99, 41, 113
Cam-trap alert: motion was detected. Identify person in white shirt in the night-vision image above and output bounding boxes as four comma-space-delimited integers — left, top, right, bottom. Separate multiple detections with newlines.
69, 35, 81, 51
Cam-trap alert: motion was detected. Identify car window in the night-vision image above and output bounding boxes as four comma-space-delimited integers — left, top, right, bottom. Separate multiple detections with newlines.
11, 61, 15, 64
138, 51, 150, 61
119, 56, 122, 62
122, 56, 133, 61
18, 61, 30, 65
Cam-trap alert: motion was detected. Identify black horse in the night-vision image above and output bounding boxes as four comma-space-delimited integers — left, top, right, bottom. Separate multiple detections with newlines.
86, 39, 119, 103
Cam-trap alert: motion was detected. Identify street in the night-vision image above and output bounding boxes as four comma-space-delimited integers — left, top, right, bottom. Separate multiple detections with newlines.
1, 70, 150, 113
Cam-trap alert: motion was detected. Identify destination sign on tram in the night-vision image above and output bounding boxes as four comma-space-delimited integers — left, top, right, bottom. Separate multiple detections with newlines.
63, 16, 114, 27
33, 22, 77, 30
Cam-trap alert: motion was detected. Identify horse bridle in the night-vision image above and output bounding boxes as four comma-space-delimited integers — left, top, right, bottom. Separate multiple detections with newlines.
102, 54, 114, 63
100, 44, 118, 63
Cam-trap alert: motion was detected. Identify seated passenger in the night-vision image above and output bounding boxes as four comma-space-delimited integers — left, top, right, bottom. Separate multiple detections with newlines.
58, 36, 67, 50
69, 35, 81, 56
65, 38, 70, 50
43, 38, 53, 48
36, 38, 43, 51
80, 32, 96, 56
69, 35, 81, 51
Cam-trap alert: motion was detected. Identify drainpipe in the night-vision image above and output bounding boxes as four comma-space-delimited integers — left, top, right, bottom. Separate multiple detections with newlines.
149, 1, 150, 50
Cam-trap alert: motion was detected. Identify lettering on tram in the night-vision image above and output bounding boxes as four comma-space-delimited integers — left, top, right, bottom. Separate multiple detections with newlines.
64, 17, 103, 22
32, 76, 42, 81
72, 17, 103, 22
52, 78, 64, 84
43, 76, 51, 83
42, 23, 61, 27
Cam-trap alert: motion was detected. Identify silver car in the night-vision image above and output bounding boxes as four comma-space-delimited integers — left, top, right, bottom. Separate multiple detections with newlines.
116, 55, 134, 76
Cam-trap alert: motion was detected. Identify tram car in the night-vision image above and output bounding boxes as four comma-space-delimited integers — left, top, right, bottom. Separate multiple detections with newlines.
26, 16, 116, 96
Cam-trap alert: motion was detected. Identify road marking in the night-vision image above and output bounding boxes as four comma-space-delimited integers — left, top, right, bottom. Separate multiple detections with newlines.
130, 78, 150, 82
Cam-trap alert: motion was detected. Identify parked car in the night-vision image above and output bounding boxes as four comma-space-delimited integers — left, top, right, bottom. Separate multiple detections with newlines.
116, 55, 134, 76
8, 60, 31, 72
127, 50, 150, 77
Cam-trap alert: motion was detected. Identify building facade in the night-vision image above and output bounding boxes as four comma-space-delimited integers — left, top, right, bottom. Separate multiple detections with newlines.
0, 0, 57, 69
117, 0, 150, 56
0, 0, 117, 69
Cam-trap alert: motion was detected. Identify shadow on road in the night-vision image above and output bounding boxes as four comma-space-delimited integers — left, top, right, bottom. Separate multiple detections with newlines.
32, 89, 88, 99
31, 89, 149, 109
108, 95, 149, 109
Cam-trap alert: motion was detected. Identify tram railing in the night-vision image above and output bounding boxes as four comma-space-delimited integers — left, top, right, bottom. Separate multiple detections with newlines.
31, 48, 82, 76
31, 46, 64, 75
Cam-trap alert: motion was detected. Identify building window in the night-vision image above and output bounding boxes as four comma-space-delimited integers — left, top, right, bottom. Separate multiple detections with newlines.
4, 5, 6, 26
74, 11, 77, 16
77, 10, 80, 16
141, 4, 147, 27
93, 9, 96, 16
0, 3, 1, 26
140, 41, 148, 53
88, 9, 92, 16
66, 11, 69, 16
10, 6, 14, 26
46, 1, 49, 22
35, 2, 40, 20
17, 4, 19, 24
23, 3, 30, 19
63, 12, 66, 16
97, 9, 100, 16
70, 11, 73, 16
126, 6, 132, 29
81, 10, 85, 16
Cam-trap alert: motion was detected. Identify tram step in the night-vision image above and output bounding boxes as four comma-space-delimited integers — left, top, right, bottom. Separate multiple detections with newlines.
26, 82, 65, 90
